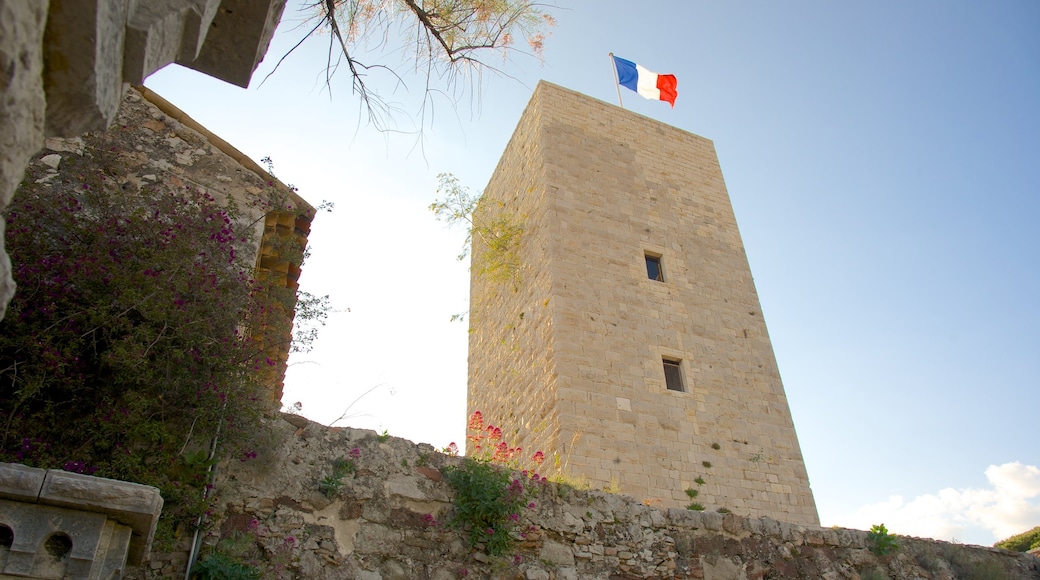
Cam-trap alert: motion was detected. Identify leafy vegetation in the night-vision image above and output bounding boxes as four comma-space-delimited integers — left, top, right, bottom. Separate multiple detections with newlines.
0, 138, 325, 545
441, 411, 544, 556
318, 448, 360, 498
994, 525, 1040, 552
429, 173, 524, 288
867, 523, 898, 556
192, 552, 261, 580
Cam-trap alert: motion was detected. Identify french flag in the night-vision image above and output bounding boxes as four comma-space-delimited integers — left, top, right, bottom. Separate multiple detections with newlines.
612, 55, 677, 107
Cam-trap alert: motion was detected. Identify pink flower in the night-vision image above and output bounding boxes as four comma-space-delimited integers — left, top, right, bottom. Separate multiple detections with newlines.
486, 527, 494, 535
468, 411, 484, 431
349, 447, 361, 459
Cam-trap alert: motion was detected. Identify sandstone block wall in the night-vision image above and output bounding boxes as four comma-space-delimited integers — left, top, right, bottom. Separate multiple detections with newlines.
468, 82, 818, 525
142, 414, 1040, 579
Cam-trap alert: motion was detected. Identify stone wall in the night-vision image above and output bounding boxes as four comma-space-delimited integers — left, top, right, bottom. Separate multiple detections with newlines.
0, 0, 286, 321
144, 413, 1040, 579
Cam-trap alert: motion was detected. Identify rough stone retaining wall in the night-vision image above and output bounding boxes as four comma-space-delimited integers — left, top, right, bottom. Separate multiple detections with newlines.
144, 414, 1040, 579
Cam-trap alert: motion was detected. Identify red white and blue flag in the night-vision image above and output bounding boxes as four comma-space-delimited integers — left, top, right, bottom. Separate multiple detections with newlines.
612, 55, 677, 107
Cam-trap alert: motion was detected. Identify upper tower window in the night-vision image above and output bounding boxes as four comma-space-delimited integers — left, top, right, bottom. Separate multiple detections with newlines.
645, 253, 663, 281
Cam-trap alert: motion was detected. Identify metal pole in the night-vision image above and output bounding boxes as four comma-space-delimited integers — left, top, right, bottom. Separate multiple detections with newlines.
609, 52, 624, 109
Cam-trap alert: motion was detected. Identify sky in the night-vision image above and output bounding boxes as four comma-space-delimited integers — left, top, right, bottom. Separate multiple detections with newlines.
144, 0, 1040, 547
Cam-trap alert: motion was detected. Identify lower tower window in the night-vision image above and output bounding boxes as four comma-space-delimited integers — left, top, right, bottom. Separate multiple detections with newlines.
663, 358, 685, 392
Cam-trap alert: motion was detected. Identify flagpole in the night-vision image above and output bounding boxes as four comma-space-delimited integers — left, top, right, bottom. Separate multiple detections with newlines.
609, 52, 624, 109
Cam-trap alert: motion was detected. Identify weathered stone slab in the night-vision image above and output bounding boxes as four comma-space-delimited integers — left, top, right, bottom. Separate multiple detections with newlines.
177, 0, 287, 87
178, 0, 223, 62
0, 462, 45, 502
37, 469, 163, 563
124, 1, 192, 84
0, 499, 113, 578
0, 0, 48, 319
42, 0, 128, 136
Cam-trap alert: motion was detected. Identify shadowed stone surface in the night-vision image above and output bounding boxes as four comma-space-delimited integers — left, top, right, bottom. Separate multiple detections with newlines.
0, 0, 287, 319
0, 462, 163, 577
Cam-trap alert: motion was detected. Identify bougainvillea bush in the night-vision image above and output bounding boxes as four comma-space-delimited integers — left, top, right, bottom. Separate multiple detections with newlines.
0, 141, 321, 544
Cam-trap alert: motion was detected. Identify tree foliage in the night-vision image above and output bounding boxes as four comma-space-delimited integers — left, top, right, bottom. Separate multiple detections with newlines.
429, 173, 522, 286
0, 140, 323, 544
994, 525, 1040, 552
274, 0, 555, 129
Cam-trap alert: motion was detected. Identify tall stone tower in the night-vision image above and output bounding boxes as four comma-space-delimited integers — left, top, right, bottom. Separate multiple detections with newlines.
467, 81, 818, 525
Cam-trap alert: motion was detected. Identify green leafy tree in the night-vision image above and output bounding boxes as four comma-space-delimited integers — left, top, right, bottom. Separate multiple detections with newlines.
867, 523, 898, 556
429, 173, 523, 287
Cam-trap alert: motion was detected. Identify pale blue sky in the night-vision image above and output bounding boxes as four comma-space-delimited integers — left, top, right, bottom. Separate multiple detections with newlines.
146, 0, 1039, 545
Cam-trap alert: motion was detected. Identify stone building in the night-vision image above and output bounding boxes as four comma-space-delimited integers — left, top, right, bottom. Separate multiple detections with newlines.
22, 84, 313, 403
467, 81, 819, 526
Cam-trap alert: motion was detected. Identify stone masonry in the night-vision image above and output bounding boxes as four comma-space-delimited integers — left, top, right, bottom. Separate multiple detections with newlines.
143, 413, 1040, 579
0, 0, 287, 320
17, 84, 313, 403
467, 82, 818, 525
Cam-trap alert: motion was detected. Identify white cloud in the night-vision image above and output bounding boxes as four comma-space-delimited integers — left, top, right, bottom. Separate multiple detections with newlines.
832, 462, 1040, 546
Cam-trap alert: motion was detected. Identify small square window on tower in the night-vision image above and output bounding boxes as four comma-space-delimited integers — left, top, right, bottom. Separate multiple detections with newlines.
663, 358, 685, 392
645, 252, 663, 281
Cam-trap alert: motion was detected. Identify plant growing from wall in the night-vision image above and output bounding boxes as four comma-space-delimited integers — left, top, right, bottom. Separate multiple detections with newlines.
318, 447, 360, 498
192, 552, 261, 580
0, 140, 327, 545
441, 411, 544, 556
429, 173, 524, 288
867, 523, 898, 556
684, 487, 701, 511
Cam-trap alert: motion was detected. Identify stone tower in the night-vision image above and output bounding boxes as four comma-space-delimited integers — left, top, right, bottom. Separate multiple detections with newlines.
467, 81, 818, 525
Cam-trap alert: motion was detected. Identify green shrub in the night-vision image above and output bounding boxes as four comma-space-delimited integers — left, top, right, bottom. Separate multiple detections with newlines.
867, 523, 898, 556
192, 552, 261, 580
441, 411, 543, 557
318, 450, 359, 498
994, 525, 1040, 552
